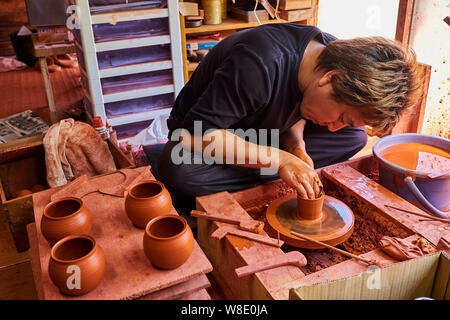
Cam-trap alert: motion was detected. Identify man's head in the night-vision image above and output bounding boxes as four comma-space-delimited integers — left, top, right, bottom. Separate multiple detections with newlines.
300, 36, 423, 135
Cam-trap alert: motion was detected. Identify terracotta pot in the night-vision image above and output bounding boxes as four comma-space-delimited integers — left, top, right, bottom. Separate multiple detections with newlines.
297, 194, 324, 220
41, 197, 92, 246
125, 180, 172, 228
143, 215, 194, 269
48, 235, 106, 296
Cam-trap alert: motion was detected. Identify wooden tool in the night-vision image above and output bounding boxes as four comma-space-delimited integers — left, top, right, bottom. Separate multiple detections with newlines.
385, 204, 450, 224
234, 251, 307, 278
290, 230, 381, 267
191, 210, 264, 233
211, 226, 284, 247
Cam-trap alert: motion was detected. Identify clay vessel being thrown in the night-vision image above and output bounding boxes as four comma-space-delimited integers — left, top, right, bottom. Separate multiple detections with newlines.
297, 193, 324, 221
48, 234, 106, 296
143, 215, 194, 269
41, 197, 92, 246
125, 180, 173, 228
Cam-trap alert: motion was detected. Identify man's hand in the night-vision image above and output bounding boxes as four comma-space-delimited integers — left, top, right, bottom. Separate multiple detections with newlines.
278, 153, 322, 199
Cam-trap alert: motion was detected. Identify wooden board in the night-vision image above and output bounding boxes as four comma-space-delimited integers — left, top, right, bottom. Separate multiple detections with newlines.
197, 155, 449, 299
279, 8, 314, 22
321, 164, 450, 246
270, 0, 312, 11
139, 274, 210, 300
27, 166, 212, 300
0, 137, 133, 252
196, 191, 305, 300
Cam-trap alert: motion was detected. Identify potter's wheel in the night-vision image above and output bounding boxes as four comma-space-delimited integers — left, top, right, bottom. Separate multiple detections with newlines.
266, 193, 354, 249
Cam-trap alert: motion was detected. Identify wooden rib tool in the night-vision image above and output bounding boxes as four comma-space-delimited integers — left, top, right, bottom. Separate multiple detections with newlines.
235, 251, 307, 278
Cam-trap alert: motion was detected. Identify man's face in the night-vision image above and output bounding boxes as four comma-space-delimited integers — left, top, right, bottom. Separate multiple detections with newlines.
299, 74, 367, 132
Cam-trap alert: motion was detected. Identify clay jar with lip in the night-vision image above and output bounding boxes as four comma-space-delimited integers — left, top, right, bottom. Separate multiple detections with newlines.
41, 197, 92, 246
125, 180, 173, 228
48, 234, 106, 296
297, 194, 324, 221
143, 215, 194, 269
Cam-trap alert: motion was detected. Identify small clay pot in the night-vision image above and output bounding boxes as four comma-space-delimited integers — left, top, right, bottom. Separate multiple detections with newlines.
48, 234, 106, 296
297, 194, 324, 221
143, 215, 194, 269
41, 197, 92, 246
125, 180, 172, 228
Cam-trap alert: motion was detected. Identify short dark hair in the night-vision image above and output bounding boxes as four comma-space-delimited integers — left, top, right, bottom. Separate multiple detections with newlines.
316, 37, 423, 135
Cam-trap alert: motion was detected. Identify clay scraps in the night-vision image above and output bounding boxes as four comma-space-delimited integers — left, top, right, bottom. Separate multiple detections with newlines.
379, 236, 436, 261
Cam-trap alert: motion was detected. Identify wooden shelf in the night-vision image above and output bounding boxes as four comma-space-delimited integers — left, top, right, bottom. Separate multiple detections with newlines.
185, 18, 290, 34
91, 8, 169, 24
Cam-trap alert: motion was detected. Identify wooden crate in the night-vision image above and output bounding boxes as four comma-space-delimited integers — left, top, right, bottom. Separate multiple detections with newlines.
0, 135, 134, 252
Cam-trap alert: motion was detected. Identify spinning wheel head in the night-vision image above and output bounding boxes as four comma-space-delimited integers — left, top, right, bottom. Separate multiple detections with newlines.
266, 193, 354, 249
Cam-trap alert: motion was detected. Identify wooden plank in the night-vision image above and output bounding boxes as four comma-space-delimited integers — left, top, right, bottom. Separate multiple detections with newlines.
395, 0, 415, 47
0, 138, 134, 251
279, 8, 314, 22
38, 57, 57, 124
28, 167, 212, 300
196, 191, 305, 300
270, 0, 312, 11
95, 35, 171, 52
321, 165, 450, 246
91, 8, 169, 25
184, 17, 291, 34
0, 260, 37, 300
139, 274, 210, 300
284, 235, 423, 294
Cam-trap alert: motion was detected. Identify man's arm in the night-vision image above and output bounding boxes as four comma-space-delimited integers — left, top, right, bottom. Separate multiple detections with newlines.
280, 119, 315, 168
177, 128, 322, 199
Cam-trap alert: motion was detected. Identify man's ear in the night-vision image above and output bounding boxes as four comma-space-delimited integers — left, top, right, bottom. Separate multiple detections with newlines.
318, 70, 340, 87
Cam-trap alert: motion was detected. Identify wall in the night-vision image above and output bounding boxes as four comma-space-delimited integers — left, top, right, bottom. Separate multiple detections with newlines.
409, 0, 449, 139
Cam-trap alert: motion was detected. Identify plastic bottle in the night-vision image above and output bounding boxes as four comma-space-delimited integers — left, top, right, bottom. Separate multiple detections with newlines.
92, 116, 110, 140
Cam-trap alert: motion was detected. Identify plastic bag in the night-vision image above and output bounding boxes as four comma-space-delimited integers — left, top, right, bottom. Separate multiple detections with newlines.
128, 113, 169, 146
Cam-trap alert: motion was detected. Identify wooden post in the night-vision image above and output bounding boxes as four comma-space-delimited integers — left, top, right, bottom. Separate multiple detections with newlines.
395, 0, 415, 47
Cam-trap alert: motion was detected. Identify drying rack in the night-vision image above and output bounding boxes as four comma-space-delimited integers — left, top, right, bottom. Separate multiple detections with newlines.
72, 0, 184, 141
